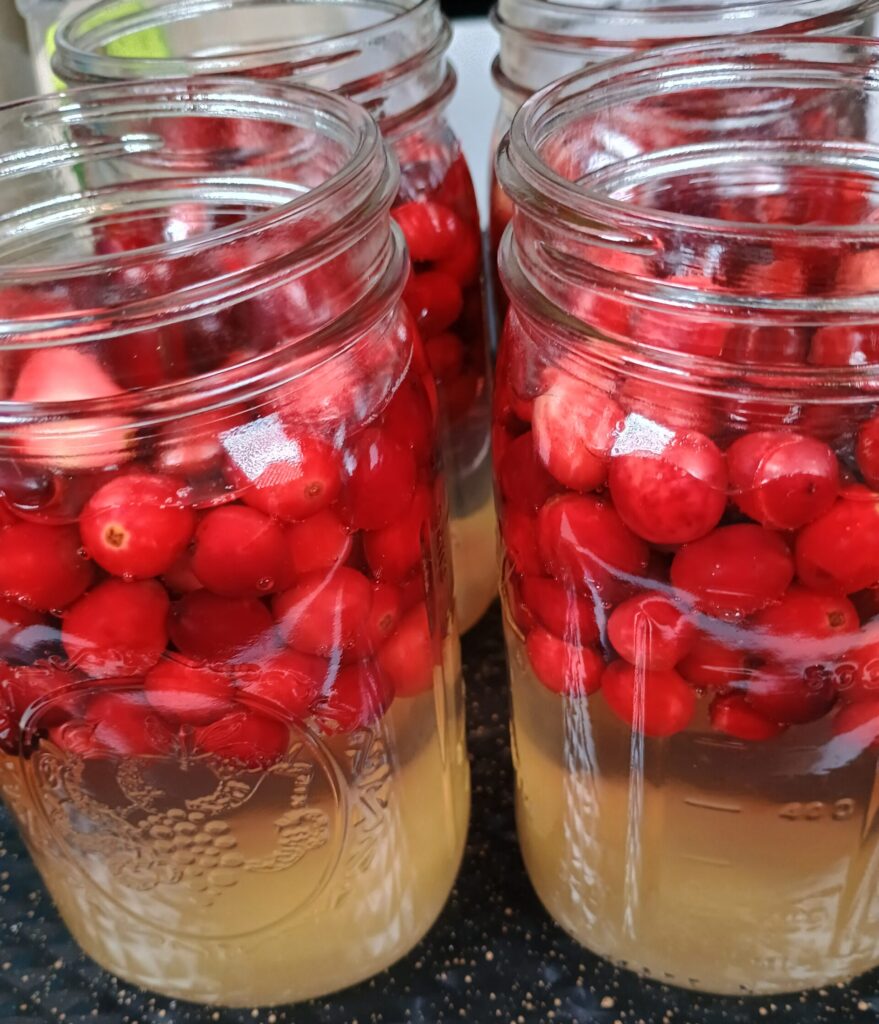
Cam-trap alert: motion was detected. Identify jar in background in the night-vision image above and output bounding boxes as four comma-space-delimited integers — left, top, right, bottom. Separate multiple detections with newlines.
489, 0, 879, 317
0, 78, 468, 1007
496, 37, 879, 996
54, 0, 497, 634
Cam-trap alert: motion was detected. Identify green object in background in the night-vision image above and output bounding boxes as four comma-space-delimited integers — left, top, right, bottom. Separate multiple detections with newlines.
47, 1, 171, 90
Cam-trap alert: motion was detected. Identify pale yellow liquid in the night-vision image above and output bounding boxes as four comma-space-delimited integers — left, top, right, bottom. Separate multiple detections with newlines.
0, 639, 469, 1007
506, 618, 879, 996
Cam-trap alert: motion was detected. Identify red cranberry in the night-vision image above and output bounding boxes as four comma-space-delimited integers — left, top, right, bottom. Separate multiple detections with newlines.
537, 495, 650, 604
285, 511, 353, 578
0, 523, 93, 612
727, 431, 839, 530
0, 504, 16, 529
677, 633, 754, 689
376, 605, 435, 698
607, 592, 696, 670
80, 473, 195, 579
273, 567, 373, 657
519, 576, 599, 645
435, 225, 481, 288
525, 629, 603, 696
671, 524, 794, 617
709, 694, 786, 741
162, 552, 203, 594
634, 307, 728, 359
601, 661, 696, 737
392, 201, 465, 262
752, 586, 859, 665
63, 579, 169, 679
238, 647, 326, 722
364, 583, 403, 652
796, 497, 879, 594
498, 432, 560, 512
193, 708, 289, 769
426, 333, 465, 382
609, 427, 727, 544
381, 378, 435, 468
745, 663, 836, 724
13, 348, 133, 469
170, 591, 274, 662
144, 656, 237, 726
317, 659, 394, 733
832, 699, 879, 752
84, 692, 176, 758
155, 408, 247, 479
235, 429, 341, 522
363, 486, 432, 584
343, 427, 417, 531
809, 325, 879, 367
722, 325, 809, 365
403, 271, 463, 337
621, 379, 718, 436
191, 506, 287, 597
503, 510, 544, 577
399, 572, 427, 612
856, 416, 879, 490
532, 379, 623, 492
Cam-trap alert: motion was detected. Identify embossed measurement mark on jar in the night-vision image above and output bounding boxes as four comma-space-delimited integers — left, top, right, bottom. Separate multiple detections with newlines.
22, 720, 348, 940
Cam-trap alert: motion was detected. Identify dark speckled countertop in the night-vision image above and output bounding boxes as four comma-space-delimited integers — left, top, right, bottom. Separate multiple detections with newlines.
1, 605, 878, 1024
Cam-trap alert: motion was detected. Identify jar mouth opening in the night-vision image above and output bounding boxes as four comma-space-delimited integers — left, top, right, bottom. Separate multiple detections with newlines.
504, 35, 879, 246
0, 76, 393, 329
54, 0, 446, 95
0, 74, 399, 407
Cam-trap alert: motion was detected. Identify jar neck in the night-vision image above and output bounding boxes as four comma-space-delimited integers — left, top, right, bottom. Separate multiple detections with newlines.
0, 77, 404, 417
496, 36, 879, 390
492, 0, 879, 100
54, 0, 454, 136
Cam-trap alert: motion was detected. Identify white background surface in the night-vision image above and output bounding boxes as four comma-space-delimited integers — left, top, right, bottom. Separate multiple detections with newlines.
447, 18, 498, 223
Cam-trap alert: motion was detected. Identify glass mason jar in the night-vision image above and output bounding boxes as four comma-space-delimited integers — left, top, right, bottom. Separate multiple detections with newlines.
489, 0, 879, 316
495, 36, 879, 996
53, 0, 497, 634
0, 78, 469, 1007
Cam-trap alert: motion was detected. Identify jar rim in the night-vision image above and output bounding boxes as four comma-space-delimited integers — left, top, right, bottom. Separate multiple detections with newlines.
0, 76, 398, 356
53, 0, 450, 114
491, 0, 879, 99
494, 0, 879, 32
501, 34, 879, 246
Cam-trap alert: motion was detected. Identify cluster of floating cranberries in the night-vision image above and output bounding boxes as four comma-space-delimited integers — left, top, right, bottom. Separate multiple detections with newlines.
0, 324, 445, 769
395, 153, 486, 426
495, 302, 879, 752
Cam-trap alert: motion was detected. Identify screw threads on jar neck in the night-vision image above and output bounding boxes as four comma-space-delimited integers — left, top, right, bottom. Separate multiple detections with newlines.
492, 0, 879, 103
53, 0, 455, 135
0, 77, 406, 415
496, 36, 879, 390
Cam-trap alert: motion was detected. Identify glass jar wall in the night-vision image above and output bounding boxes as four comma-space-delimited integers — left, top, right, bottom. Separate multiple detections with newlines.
53, 0, 496, 634
495, 37, 879, 996
489, 0, 879, 317
0, 78, 468, 1007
